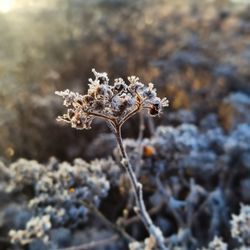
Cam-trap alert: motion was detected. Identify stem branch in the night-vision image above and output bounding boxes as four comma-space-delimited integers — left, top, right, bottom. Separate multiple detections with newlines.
80, 201, 134, 242
114, 125, 167, 250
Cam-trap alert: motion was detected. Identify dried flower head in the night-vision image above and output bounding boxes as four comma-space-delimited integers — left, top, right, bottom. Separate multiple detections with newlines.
55, 69, 169, 130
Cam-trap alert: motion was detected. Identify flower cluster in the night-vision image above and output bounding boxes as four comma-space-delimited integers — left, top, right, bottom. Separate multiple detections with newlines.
203, 236, 228, 250
3, 159, 45, 192
28, 158, 111, 228
55, 69, 169, 129
231, 204, 250, 246
9, 215, 51, 245
129, 235, 156, 250
0, 157, 118, 245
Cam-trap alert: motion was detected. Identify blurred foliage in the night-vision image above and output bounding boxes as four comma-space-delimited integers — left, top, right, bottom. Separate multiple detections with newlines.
0, 0, 250, 162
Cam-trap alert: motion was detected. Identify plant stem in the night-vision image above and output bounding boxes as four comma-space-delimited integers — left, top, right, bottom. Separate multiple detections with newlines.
121, 202, 164, 227
60, 235, 118, 250
155, 175, 185, 228
114, 125, 167, 250
80, 201, 134, 242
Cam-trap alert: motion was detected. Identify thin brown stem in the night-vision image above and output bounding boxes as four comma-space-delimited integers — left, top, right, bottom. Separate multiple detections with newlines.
137, 112, 145, 141
60, 235, 118, 250
80, 201, 134, 242
114, 126, 167, 250
156, 176, 185, 228
122, 202, 164, 227
146, 115, 155, 137
124, 111, 145, 213
87, 111, 116, 125
122, 112, 145, 219
119, 104, 141, 126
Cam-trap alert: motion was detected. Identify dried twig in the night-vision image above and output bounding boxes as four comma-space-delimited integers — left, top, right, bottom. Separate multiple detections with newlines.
80, 200, 134, 242
60, 235, 118, 250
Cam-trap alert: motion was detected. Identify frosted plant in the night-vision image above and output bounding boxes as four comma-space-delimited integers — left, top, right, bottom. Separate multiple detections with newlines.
9, 215, 51, 245
129, 235, 156, 250
3, 159, 45, 192
231, 204, 250, 246
129, 241, 144, 250
203, 236, 228, 250
28, 158, 111, 226
55, 69, 168, 130
2, 157, 113, 246
56, 69, 169, 250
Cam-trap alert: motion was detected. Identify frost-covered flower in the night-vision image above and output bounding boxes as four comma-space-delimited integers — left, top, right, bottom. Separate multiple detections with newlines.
28, 158, 111, 220
231, 204, 250, 245
203, 236, 228, 250
3, 159, 45, 192
129, 241, 144, 250
9, 215, 51, 245
129, 235, 156, 250
2, 157, 117, 245
55, 69, 169, 130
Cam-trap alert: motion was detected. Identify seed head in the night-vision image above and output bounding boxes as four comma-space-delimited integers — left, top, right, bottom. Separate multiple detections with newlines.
56, 69, 169, 129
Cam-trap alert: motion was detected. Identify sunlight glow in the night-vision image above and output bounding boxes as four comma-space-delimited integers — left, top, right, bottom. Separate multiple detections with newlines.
231, 0, 250, 3
0, 0, 13, 13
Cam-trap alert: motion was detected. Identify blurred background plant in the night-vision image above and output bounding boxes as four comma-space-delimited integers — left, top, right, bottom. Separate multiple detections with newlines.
1, 0, 250, 162
0, 0, 250, 249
